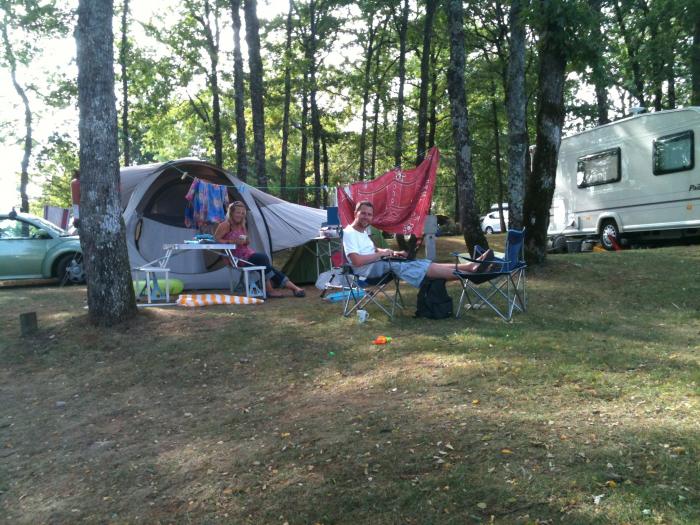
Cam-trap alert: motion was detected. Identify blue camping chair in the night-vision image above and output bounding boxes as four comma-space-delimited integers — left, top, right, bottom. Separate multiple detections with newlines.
452, 229, 527, 321
340, 256, 405, 320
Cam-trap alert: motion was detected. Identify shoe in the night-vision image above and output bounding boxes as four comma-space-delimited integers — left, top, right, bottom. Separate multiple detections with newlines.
293, 289, 306, 298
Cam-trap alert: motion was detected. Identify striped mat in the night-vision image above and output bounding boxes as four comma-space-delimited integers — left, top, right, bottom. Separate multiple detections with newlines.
177, 294, 265, 307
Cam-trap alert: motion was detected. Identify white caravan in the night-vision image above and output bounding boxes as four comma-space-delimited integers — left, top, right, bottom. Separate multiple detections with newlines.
548, 107, 700, 249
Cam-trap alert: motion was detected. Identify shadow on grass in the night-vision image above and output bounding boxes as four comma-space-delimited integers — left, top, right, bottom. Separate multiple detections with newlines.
1, 246, 698, 524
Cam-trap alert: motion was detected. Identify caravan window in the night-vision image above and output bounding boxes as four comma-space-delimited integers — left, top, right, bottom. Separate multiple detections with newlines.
653, 130, 694, 175
576, 148, 621, 188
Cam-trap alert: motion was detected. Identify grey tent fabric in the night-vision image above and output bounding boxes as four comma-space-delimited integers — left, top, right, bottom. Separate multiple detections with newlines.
121, 159, 325, 290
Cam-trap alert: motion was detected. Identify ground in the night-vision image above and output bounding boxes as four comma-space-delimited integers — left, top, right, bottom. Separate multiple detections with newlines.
1, 236, 698, 524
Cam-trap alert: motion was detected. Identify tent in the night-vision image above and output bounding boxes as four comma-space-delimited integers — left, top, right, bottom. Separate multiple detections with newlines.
121, 159, 326, 289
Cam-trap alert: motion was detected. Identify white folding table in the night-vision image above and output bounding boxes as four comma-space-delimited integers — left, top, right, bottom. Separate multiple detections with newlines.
135, 243, 267, 300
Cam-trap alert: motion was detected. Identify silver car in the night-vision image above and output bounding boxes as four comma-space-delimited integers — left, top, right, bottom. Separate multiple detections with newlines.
0, 211, 84, 283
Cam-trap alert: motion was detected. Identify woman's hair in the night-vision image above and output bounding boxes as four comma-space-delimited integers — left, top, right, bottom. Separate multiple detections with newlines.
226, 201, 247, 229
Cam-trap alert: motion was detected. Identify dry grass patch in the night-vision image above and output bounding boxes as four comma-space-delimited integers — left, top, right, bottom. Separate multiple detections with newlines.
1, 237, 698, 524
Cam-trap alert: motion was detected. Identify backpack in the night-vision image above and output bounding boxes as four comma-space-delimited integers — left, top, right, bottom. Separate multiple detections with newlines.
415, 278, 453, 319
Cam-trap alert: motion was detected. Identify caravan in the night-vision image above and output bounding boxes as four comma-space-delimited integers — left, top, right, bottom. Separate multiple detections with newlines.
548, 107, 700, 250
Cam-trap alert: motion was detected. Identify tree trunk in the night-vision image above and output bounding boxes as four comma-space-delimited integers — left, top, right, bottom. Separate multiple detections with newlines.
613, 0, 647, 108
198, 0, 223, 168
428, 45, 439, 149
523, 0, 568, 264
119, 0, 130, 166
587, 0, 609, 125
692, 16, 700, 106
230, 0, 248, 182
358, 22, 376, 180
393, 0, 409, 168
321, 130, 329, 208
416, 0, 437, 165
1, 21, 31, 212
490, 80, 506, 233
307, 0, 322, 207
298, 73, 309, 204
445, 0, 486, 254
505, 0, 527, 229
244, 0, 267, 190
280, 0, 293, 198
76, 0, 137, 325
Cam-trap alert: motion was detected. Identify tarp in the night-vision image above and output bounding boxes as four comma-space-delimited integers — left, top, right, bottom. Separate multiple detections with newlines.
337, 147, 440, 236
120, 159, 325, 290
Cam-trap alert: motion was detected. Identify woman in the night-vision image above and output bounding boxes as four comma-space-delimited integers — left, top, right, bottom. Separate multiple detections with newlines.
215, 201, 306, 298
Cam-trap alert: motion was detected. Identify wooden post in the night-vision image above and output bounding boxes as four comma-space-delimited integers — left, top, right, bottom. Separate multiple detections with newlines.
424, 215, 438, 261
20, 312, 38, 336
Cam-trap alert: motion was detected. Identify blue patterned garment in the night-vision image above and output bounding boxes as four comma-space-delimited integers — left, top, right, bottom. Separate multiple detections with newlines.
185, 178, 229, 228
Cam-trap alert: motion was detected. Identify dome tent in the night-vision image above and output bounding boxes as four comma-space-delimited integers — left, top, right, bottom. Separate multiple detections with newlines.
121, 159, 325, 290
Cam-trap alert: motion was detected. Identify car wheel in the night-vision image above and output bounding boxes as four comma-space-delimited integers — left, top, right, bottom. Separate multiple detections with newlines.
56, 253, 85, 284
485, 226, 494, 234
600, 220, 620, 251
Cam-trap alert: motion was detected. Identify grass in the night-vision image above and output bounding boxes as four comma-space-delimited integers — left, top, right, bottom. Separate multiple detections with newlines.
1, 235, 699, 524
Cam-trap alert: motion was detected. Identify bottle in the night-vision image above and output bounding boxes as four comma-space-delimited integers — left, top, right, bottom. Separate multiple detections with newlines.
373, 335, 392, 345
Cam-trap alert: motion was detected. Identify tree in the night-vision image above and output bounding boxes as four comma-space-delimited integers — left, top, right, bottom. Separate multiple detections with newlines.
694, 14, 700, 105
76, 0, 137, 325
119, 0, 131, 166
445, 0, 487, 254
523, 0, 571, 263
416, 0, 437, 165
279, 0, 294, 198
244, 0, 267, 189
393, 0, 409, 168
230, 0, 248, 181
505, 0, 528, 229
0, 1, 65, 211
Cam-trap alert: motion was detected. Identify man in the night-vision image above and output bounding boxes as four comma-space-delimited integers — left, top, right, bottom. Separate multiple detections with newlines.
343, 200, 493, 288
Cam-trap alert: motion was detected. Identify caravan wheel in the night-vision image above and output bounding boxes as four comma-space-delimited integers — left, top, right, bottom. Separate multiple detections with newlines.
600, 220, 620, 251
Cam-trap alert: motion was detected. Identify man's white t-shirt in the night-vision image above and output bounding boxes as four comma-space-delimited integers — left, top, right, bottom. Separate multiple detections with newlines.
343, 225, 376, 277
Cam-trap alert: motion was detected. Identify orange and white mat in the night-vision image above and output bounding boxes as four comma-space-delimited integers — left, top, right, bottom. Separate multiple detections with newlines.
177, 294, 265, 307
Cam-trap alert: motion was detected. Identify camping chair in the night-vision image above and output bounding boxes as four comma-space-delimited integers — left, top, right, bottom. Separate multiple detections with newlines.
452, 229, 527, 322
340, 258, 405, 320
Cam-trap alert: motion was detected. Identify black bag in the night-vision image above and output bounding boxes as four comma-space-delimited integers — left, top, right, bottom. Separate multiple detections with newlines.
415, 278, 453, 319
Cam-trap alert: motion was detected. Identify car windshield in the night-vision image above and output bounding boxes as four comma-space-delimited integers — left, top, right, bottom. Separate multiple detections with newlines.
30, 216, 67, 236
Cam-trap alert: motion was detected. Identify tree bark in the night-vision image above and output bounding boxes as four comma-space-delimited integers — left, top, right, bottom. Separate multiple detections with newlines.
505, 0, 527, 230
358, 21, 377, 180
321, 130, 329, 208
119, 0, 130, 166
445, 0, 487, 254
587, 0, 609, 125
523, 0, 568, 264
393, 0, 409, 168
490, 79, 506, 233
298, 73, 309, 204
692, 15, 700, 106
280, 0, 294, 198
76, 0, 137, 325
196, 0, 223, 167
416, 0, 437, 165
230, 0, 248, 181
244, 0, 267, 189
1, 20, 31, 212
307, 0, 322, 207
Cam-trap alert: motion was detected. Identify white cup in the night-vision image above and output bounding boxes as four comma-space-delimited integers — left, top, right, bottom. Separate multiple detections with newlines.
357, 309, 369, 323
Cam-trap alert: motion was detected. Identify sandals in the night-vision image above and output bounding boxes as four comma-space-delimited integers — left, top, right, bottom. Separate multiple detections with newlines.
293, 289, 306, 298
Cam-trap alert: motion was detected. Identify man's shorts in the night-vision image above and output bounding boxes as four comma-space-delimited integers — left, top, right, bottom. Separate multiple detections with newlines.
364, 258, 432, 288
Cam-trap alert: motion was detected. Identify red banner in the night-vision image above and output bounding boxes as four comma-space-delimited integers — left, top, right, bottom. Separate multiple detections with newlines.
338, 147, 440, 237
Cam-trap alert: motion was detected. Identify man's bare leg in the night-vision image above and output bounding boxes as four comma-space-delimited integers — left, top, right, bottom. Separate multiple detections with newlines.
425, 249, 494, 281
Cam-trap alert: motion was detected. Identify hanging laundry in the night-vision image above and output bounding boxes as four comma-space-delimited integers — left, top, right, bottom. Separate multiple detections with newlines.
184, 178, 229, 228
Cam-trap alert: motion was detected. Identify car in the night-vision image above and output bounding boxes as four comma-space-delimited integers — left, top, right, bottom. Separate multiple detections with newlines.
480, 209, 509, 234
0, 210, 85, 283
